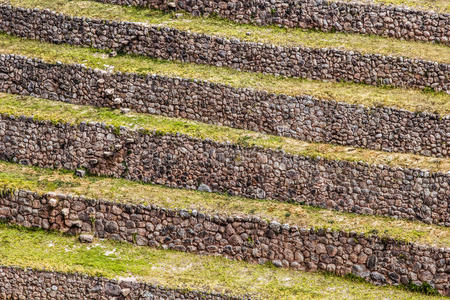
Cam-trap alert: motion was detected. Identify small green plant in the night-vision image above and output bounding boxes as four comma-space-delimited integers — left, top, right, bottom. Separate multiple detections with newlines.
422, 86, 436, 94
0, 187, 12, 198
154, 130, 165, 137
89, 214, 96, 231
50, 119, 61, 126
400, 281, 440, 296
121, 161, 129, 177
263, 260, 277, 269
112, 125, 121, 135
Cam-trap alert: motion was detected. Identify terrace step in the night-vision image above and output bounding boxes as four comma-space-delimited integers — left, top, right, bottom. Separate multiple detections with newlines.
2, 187, 450, 293
0, 224, 445, 299
0, 2, 448, 91
0, 34, 448, 116
8, 0, 450, 63
0, 160, 447, 247
1, 47, 448, 157
0, 94, 448, 225
0, 163, 448, 293
92, 0, 450, 44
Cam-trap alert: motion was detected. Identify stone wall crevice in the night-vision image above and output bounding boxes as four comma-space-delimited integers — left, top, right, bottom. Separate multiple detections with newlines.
1, 54, 447, 157
0, 5, 448, 91
0, 113, 447, 225
0, 189, 448, 295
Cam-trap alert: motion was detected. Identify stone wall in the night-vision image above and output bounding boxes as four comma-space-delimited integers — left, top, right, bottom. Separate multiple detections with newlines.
0, 189, 448, 294
94, 0, 450, 44
0, 266, 236, 299
1, 54, 448, 158
0, 114, 448, 225
0, 5, 448, 91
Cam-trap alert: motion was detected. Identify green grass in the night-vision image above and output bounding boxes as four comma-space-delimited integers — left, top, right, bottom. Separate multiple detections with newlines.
1, 34, 448, 115
333, 0, 449, 12
9, 0, 450, 64
0, 224, 447, 300
0, 93, 448, 172
0, 161, 448, 247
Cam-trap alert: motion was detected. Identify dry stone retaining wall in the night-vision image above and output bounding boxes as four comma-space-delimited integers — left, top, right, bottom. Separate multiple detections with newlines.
0, 5, 448, 91
0, 114, 448, 225
1, 54, 448, 157
0, 266, 237, 299
94, 0, 450, 44
0, 189, 448, 294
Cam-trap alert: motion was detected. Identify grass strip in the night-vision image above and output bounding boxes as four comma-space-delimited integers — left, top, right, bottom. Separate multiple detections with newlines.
0, 34, 448, 116
8, 0, 450, 64
0, 161, 448, 247
0, 93, 448, 172
0, 224, 446, 300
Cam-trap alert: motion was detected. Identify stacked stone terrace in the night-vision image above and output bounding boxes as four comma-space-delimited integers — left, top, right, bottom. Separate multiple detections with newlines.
0, 0, 448, 298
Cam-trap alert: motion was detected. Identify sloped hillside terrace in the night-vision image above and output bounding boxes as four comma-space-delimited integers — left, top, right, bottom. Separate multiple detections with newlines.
0, 0, 448, 297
